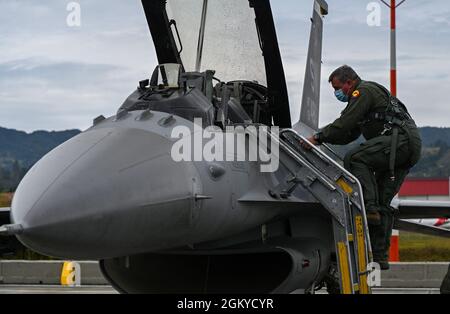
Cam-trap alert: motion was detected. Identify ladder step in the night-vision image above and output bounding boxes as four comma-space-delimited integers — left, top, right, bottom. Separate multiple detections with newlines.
336, 178, 353, 195
272, 129, 372, 294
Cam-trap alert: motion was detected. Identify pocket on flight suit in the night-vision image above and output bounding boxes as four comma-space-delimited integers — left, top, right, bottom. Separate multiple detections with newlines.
345, 136, 392, 171
360, 136, 392, 153
380, 136, 411, 168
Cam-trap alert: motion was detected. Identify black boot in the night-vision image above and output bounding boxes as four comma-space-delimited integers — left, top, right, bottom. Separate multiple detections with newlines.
377, 260, 390, 270
373, 253, 390, 270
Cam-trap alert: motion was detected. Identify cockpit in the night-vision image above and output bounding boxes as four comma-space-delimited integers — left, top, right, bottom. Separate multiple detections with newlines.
120, 0, 291, 128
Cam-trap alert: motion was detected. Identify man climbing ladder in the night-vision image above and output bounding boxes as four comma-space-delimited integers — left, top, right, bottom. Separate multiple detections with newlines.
304, 65, 422, 270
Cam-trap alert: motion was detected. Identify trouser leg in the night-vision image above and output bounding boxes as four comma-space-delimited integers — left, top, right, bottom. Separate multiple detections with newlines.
368, 210, 394, 261
344, 146, 383, 213
343, 135, 407, 262
376, 168, 410, 261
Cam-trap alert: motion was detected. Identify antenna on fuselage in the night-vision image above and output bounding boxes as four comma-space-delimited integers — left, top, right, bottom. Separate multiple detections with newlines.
195, 0, 209, 72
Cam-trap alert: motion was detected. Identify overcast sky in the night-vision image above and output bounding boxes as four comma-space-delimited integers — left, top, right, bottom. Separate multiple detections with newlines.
1, 0, 449, 132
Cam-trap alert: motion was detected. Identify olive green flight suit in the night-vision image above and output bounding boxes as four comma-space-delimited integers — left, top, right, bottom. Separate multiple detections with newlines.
317, 79, 422, 262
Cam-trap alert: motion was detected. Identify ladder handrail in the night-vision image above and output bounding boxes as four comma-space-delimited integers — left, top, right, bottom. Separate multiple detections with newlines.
267, 128, 372, 254
280, 129, 372, 245
267, 130, 351, 226
268, 128, 373, 294
321, 143, 345, 162
277, 137, 338, 191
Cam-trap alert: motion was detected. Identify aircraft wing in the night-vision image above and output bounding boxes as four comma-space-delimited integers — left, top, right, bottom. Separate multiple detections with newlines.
0, 207, 10, 226
392, 199, 450, 219
394, 219, 450, 238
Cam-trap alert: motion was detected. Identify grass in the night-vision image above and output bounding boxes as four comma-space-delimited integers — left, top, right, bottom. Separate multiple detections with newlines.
0, 192, 12, 207
399, 231, 450, 262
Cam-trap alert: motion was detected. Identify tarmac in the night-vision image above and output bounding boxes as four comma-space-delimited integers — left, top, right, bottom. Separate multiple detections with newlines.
0, 285, 118, 294
0, 261, 447, 294
0, 285, 441, 294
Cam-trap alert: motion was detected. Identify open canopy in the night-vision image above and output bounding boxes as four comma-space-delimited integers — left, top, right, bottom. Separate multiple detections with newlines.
166, 0, 266, 85
142, 0, 292, 127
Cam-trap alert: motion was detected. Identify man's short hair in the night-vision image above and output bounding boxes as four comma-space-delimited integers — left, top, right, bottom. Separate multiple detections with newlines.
328, 65, 360, 83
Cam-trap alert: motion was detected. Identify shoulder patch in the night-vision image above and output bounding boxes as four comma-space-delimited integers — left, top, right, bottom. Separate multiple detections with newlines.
352, 90, 360, 98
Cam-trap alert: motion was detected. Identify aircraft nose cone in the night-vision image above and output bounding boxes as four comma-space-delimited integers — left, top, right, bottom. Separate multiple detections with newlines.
12, 127, 114, 230
12, 125, 199, 259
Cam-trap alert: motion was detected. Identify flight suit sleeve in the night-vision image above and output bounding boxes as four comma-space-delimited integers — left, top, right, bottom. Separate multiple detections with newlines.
318, 87, 373, 145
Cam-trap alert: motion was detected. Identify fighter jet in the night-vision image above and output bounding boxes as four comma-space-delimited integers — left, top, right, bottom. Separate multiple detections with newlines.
1, 0, 449, 294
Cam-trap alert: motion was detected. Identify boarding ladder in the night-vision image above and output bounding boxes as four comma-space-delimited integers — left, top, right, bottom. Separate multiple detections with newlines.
269, 129, 373, 294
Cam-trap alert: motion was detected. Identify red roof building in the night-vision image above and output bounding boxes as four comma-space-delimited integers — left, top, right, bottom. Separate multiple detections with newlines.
398, 178, 450, 198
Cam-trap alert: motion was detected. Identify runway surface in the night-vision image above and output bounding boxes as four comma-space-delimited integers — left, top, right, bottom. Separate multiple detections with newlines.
0, 285, 441, 294
0, 285, 118, 294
